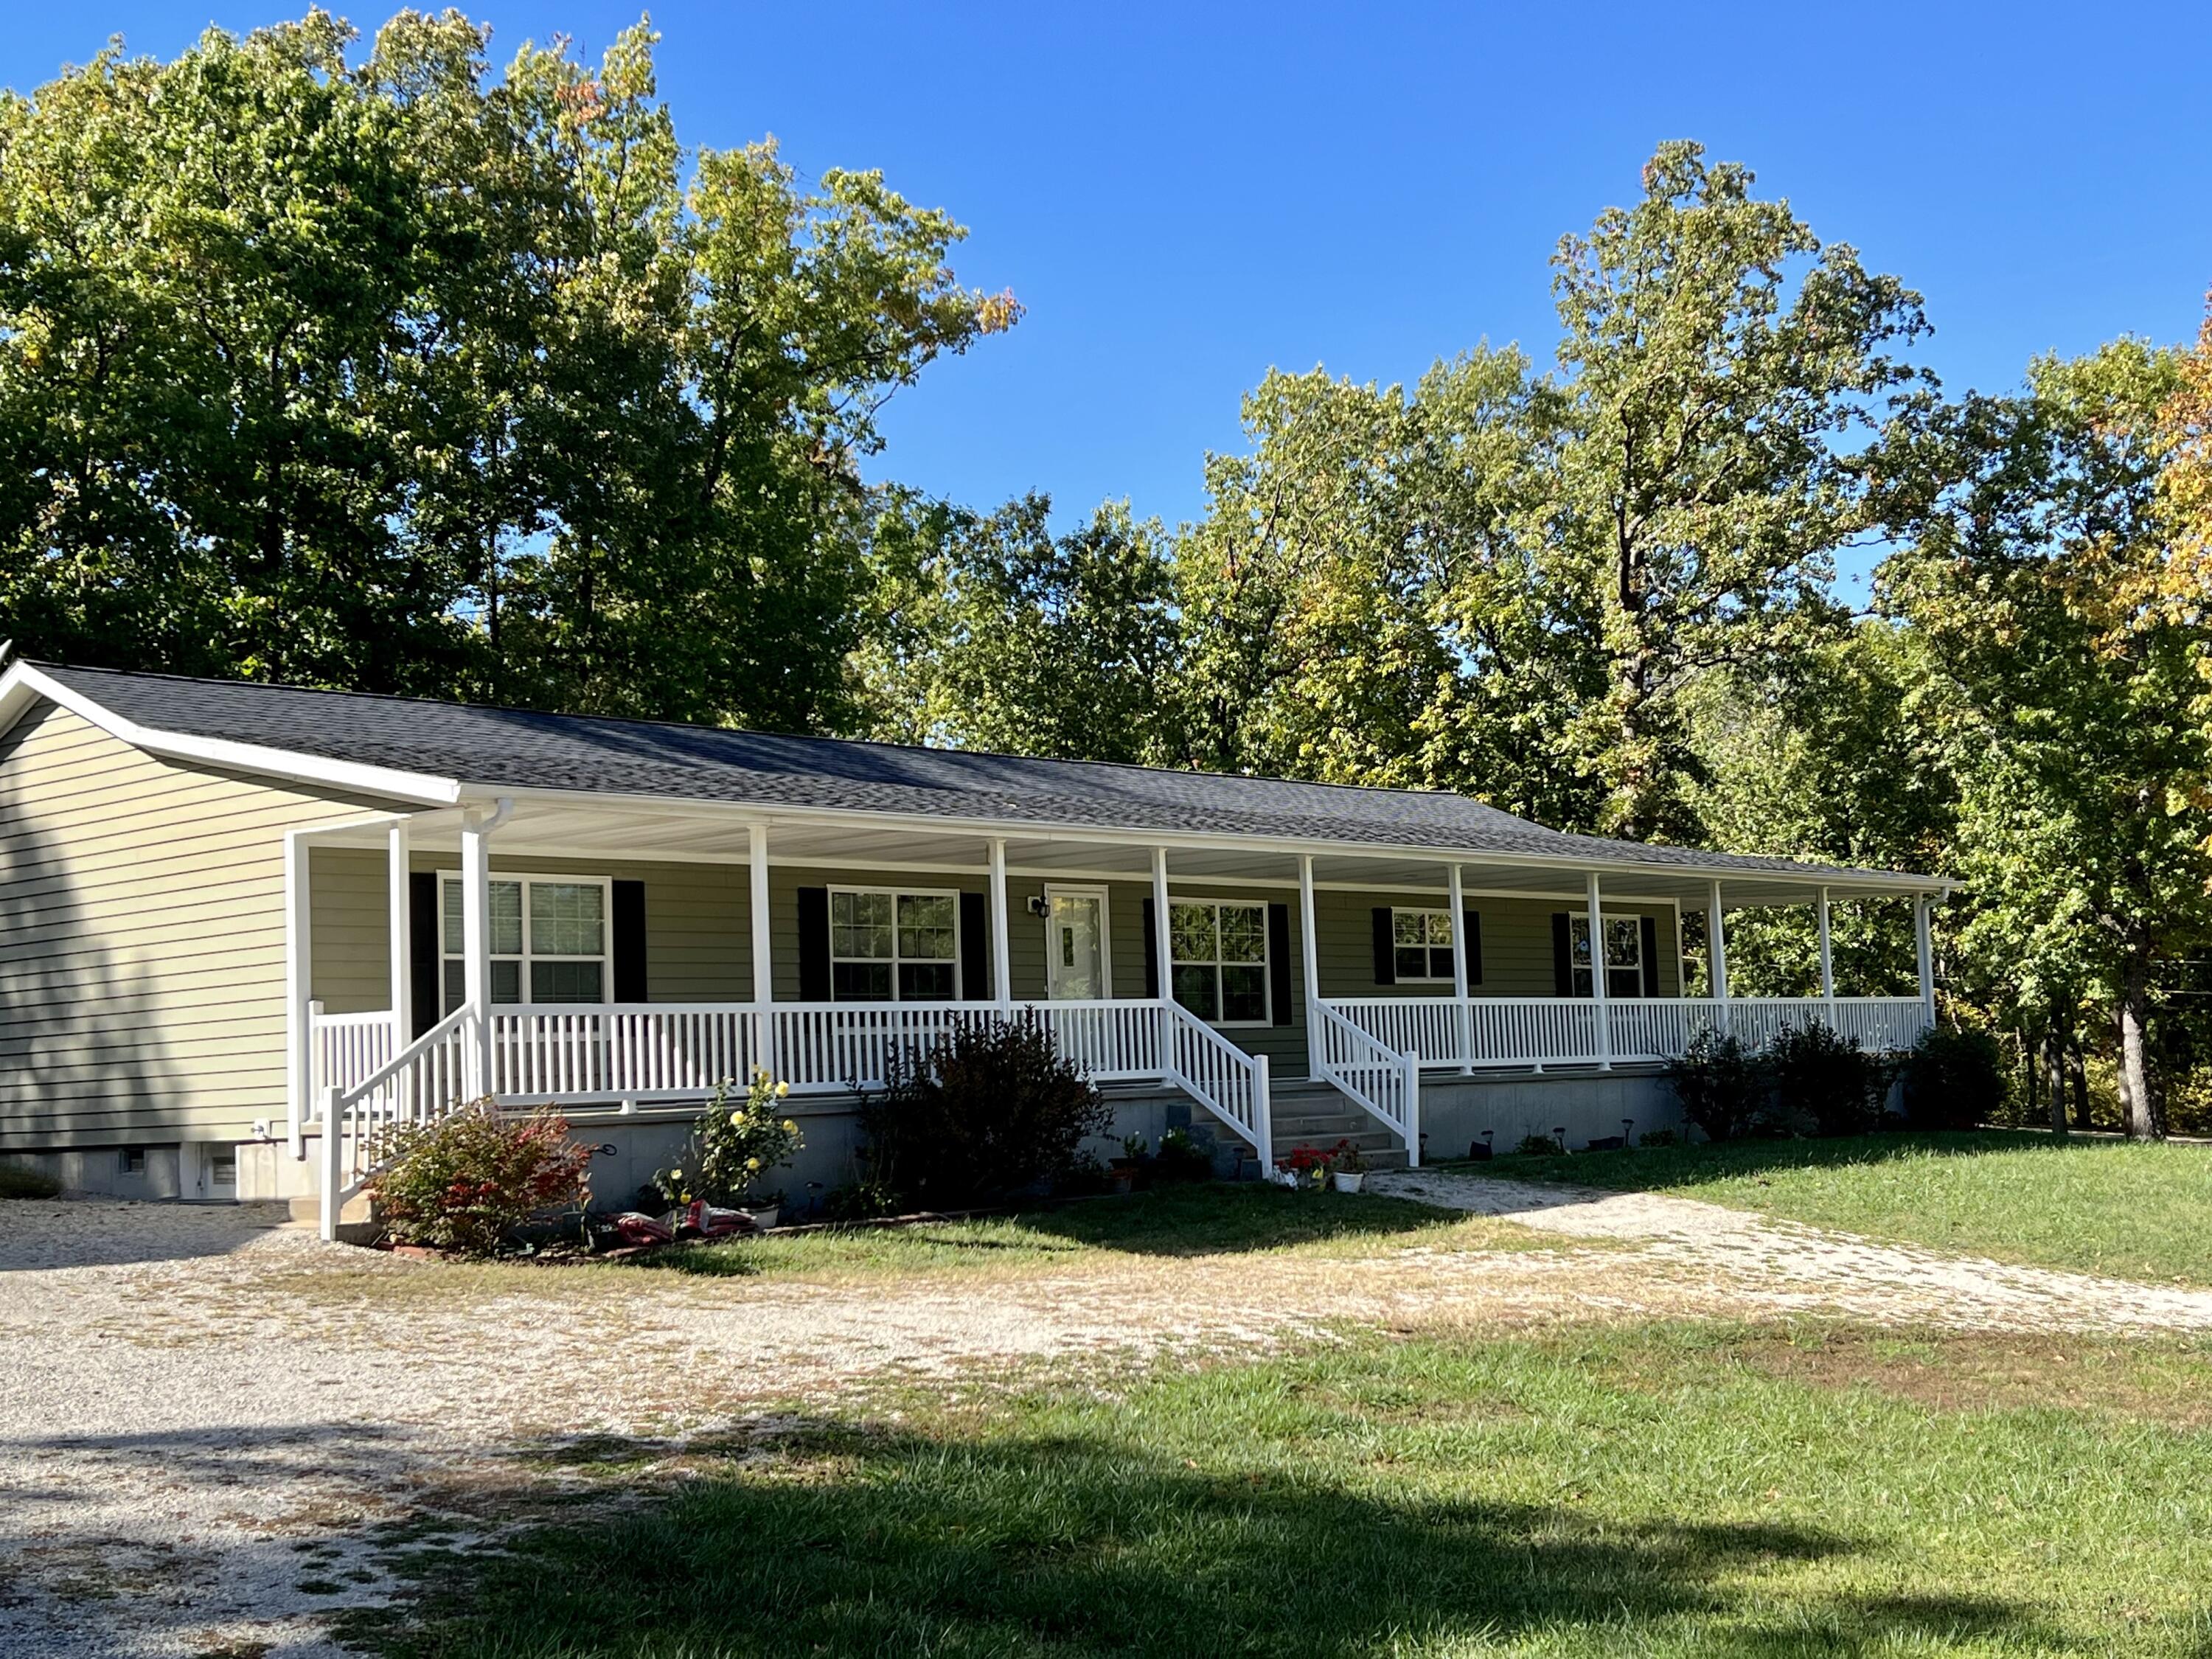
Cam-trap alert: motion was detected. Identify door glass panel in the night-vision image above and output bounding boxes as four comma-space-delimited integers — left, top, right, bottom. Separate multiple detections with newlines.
1046, 894, 1105, 1001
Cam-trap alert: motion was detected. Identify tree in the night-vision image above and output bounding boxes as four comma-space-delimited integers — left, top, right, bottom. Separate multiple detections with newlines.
855, 490, 1179, 762
1883, 341, 2212, 1138
0, 10, 1015, 732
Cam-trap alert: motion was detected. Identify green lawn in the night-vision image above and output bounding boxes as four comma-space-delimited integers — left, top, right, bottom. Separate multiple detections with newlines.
1475, 1130, 2212, 1285
638, 1183, 1546, 1281
356, 1321, 2212, 1657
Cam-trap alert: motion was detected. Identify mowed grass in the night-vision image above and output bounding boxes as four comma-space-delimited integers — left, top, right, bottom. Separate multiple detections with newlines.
1477, 1130, 2212, 1286
642, 1183, 1549, 1283
359, 1321, 2212, 1658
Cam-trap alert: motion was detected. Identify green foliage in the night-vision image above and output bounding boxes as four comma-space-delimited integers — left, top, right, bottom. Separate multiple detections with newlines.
1767, 1022, 1891, 1138
366, 1102, 594, 1256
0, 1162, 60, 1199
1663, 1029, 1767, 1143
654, 1070, 804, 1208
0, 11, 1011, 730
1150, 1127, 1215, 1184
1901, 1025, 2008, 1130
858, 1014, 1110, 1209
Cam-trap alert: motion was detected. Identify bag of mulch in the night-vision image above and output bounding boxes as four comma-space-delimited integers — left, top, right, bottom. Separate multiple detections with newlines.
612, 1211, 675, 1246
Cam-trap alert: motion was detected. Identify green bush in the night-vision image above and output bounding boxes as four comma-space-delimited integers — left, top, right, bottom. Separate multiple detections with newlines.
1150, 1127, 1215, 1184
1769, 1022, 1891, 1137
1664, 1029, 1766, 1142
0, 1162, 61, 1199
655, 1069, 805, 1208
367, 1101, 595, 1256
860, 1014, 1110, 1209
1514, 1134, 1565, 1157
1901, 1024, 2007, 1130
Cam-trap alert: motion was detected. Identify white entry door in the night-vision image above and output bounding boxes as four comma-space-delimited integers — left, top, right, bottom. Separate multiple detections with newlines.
1044, 888, 1109, 1001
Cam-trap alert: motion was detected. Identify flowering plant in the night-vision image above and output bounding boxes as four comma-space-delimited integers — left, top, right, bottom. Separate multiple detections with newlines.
368, 1100, 594, 1256
655, 1068, 804, 1208
1274, 1138, 1363, 1188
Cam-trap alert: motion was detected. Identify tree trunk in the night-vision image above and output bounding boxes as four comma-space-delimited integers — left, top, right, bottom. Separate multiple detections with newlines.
2023, 1028, 2042, 1122
2118, 955, 2162, 1140
2043, 1026, 2067, 1137
2066, 1037, 2091, 1131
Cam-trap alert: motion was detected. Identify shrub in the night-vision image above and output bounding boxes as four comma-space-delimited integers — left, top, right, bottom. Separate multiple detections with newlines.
1901, 1024, 2007, 1130
0, 1162, 61, 1199
858, 1013, 1110, 1208
1150, 1127, 1215, 1184
367, 1101, 595, 1256
655, 1070, 804, 1208
1665, 1029, 1767, 1142
1769, 1022, 1891, 1137
1514, 1134, 1565, 1157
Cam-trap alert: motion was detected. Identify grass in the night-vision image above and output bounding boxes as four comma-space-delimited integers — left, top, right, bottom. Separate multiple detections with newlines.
637, 1182, 1550, 1281
0, 1163, 61, 1199
355, 1320, 2212, 1657
1473, 1129, 2212, 1287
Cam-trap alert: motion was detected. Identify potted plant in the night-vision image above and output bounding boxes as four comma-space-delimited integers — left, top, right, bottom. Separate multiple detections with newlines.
1326, 1139, 1368, 1193
1107, 1133, 1147, 1194
655, 1068, 805, 1232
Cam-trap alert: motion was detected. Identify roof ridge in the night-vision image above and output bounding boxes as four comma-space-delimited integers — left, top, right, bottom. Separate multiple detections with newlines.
28, 659, 1524, 816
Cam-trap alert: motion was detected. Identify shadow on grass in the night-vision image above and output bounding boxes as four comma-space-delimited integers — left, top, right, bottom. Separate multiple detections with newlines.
349, 1420, 2062, 1659
641, 1183, 1486, 1276
1466, 1129, 2098, 1193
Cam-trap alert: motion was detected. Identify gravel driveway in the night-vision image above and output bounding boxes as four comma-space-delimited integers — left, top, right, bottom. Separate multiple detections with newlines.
5, 1183, 2211, 1658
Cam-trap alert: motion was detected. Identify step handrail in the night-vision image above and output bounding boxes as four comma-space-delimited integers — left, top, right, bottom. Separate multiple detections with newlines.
319, 1003, 475, 1239
1159, 1000, 1272, 1164
1309, 998, 1420, 1166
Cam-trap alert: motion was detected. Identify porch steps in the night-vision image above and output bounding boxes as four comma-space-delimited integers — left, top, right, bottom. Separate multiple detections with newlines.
1267, 1082, 1410, 1170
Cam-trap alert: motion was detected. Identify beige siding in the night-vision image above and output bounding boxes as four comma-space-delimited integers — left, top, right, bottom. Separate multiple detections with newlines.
0, 702, 403, 1148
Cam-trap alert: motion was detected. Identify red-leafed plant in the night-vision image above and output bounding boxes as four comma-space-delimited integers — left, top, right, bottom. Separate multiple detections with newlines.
367, 1100, 595, 1256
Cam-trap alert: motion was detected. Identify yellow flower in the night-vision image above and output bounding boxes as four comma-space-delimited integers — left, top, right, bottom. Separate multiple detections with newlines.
774, 1081, 790, 1098
730, 1110, 744, 1127
745, 1157, 761, 1172
781, 1119, 796, 1134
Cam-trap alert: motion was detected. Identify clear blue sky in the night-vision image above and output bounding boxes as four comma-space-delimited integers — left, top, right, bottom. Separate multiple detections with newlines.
10, 3, 2212, 592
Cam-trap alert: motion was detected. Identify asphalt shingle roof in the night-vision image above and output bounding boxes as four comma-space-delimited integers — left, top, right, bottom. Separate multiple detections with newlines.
33, 662, 1934, 888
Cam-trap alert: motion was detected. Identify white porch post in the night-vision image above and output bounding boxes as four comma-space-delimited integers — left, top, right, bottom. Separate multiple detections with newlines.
749, 822, 775, 1079
388, 821, 411, 1047
1152, 846, 1175, 1073
1816, 885, 1835, 1020
1298, 855, 1321, 1082
459, 810, 494, 1100
988, 837, 1012, 1007
284, 829, 313, 1159
1586, 870, 1612, 1071
1708, 880, 1731, 1037
1915, 895, 1935, 1020
1447, 861, 1470, 1074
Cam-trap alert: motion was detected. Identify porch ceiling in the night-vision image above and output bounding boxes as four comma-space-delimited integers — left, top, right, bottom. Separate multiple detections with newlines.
313, 796, 1931, 909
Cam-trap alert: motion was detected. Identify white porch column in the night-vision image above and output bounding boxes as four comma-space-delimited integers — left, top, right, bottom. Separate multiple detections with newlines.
1152, 847, 1175, 1071
1915, 895, 1935, 1017
388, 821, 411, 1045
988, 837, 1012, 1006
1586, 870, 1612, 1071
459, 810, 494, 1100
1298, 855, 1321, 1081
1447, 862, 1471, 1074
749, 823, 775, 1079
1816, 885, 1834, 1012
1708, 880, 1731, 1036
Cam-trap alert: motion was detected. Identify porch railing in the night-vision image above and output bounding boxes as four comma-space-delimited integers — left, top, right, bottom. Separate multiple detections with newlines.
317, 1004, 473, 1238
1326, 994, 1931, 1068
1310, 999, 1420, 1164
1161, 1001, 1271, 1163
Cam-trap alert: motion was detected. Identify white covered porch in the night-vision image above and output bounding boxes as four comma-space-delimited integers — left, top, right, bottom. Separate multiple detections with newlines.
288, 791, 1942, 1235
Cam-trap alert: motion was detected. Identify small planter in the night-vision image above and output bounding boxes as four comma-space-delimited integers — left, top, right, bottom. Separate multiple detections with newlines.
738, 1204, 780, 1233
1330, 1171, 1366, 1194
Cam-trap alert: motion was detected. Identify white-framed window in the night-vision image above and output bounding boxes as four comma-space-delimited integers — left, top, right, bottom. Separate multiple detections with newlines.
1391, 908, 1455, 983
1571, 915, 1643, 1000
440, 873, 611, 1012
1169, 900, 1269, 1025
830, 887, 960, 1002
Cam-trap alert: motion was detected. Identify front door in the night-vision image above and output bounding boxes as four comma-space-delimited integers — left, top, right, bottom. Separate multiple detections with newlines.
1044, 888, 1108, 1001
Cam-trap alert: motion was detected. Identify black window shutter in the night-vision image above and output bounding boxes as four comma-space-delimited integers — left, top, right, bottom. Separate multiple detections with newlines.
1267, 902, 1293, 1026
1551, 912, 1575, 998
408, 872, 439, 1037
1371, 907, 1397, 986
796, 887, 830, 1001
1640, 915, 1660, 997
1463, 908, 1482, 987
959, 891, 989, 1000
1141, 898, 1158, 997
611, 880, 647, 1003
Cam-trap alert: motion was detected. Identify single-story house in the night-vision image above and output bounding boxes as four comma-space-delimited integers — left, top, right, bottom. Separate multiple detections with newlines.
0, 659, 1951, 1237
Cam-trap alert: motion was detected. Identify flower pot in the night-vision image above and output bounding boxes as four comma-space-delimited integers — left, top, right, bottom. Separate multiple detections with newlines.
738, 1205, 780, 1232
1107, 1169, 1135, 1195
1330, 1171, 1366, 1194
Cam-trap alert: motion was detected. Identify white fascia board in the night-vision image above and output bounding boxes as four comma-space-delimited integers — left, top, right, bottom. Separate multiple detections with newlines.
0, 663, 462, 807
459, 782, 1955, 900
